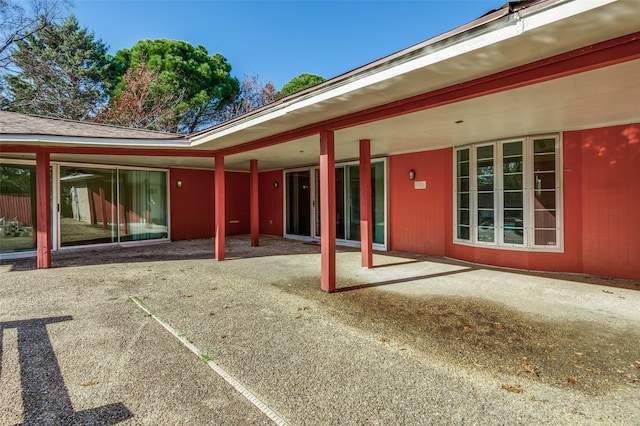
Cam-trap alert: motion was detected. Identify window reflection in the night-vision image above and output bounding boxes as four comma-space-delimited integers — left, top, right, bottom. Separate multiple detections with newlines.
0, 164, 37, 253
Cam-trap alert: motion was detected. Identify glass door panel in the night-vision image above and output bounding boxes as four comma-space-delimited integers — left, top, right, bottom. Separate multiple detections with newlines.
345, 165, 360, 241
293, 161, 385, 247
345, 162, 385, 245
286, 171, 311, 236
60, 166, 117, 247
371, 162, 385, 245
0, 163, 37, 253
119, 169, 168, 242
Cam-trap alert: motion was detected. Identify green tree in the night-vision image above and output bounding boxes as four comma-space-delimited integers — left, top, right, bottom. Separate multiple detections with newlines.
2, 16, 115, 120
112, 39, 239, 133
278, 73, 326, 98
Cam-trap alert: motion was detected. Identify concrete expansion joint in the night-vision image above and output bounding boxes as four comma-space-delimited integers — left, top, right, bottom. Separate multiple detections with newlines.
128, 296, 290, 426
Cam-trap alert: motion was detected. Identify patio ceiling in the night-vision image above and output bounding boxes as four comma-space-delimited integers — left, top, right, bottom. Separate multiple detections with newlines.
219, 58, 639, 171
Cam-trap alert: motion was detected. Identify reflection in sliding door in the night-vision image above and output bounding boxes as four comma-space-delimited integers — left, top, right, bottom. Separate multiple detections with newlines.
119, 169, 168, 242
345, 165, 360, 241
345, 162, 385, 245
0, 163, 37, 254
60, 166, 117, 247
286, 171, 311, 236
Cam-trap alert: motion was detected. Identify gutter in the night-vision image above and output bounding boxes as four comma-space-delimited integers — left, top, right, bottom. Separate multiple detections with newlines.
1, 134, 192, 148
188, 0, 570, 146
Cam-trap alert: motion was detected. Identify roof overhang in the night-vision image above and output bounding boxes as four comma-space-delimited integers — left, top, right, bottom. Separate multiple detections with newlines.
188, 0, 640, 152
2, 0, 639, 172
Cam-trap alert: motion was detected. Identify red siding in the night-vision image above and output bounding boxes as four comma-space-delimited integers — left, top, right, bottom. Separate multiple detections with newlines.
388, 123, 639, 280
258, 170, 284, 236
170, 169, 251, 241
572, 123, 640, 280
388, 149, 450, 256
224, 171, 250, 236
170, 169, 215, 241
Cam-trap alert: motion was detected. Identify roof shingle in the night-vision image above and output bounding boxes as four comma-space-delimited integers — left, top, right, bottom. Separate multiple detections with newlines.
0, 111, 185, 141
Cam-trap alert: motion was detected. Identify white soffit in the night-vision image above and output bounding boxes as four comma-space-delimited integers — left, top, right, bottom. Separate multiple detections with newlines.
189, 0, 638, 150
219, 57, 639, 171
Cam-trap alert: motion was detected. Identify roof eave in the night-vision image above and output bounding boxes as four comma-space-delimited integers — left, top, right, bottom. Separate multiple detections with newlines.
188, 0, 565, 145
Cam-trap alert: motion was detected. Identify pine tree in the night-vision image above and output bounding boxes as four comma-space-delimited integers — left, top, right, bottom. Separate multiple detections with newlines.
2, 15, 115, 120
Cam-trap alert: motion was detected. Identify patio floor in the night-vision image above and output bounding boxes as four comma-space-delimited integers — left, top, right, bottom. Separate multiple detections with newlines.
1, 235, 638, 425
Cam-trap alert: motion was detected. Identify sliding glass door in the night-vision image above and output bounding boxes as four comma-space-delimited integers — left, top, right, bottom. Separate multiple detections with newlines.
119, 169, 168, 242
286, 170, 311, 236
58, 164, 167, 247
59, 166, 117, 247
288, 159, 386, 249
0, 162, 37, 255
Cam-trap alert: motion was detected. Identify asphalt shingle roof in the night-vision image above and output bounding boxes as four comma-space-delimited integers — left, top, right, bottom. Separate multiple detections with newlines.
0, 111, 185, 141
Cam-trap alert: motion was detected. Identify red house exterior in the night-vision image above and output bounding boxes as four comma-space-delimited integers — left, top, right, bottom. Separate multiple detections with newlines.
1, 0, 639, 287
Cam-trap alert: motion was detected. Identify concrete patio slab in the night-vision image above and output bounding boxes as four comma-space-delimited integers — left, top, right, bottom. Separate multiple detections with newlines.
1, 236, 638, 425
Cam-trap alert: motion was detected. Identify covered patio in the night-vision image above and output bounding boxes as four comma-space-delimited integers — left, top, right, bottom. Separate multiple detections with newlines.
2, 0, 640, 285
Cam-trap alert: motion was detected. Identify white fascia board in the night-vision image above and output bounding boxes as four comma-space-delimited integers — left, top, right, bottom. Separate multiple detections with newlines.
189, 23, 521, 147
190, 107, 288, 144
0, 134, 191, 148
192, 0, 618, 148
518, 0, 618, 32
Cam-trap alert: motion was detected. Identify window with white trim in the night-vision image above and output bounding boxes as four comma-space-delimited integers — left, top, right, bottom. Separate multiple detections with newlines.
455, 135, 562, 250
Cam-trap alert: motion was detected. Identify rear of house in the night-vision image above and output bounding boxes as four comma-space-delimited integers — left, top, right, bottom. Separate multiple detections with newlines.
1, 0, 639, 283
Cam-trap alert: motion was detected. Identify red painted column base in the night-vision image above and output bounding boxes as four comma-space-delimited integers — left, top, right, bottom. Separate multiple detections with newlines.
359, 139, 373, 268
214, 155, 226, 260
36, 152, 52, 269
319, 130, 337, 292
250, 159, 259, 247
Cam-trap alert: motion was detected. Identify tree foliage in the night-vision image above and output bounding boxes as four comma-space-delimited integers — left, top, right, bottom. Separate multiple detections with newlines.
0, 0, 70, 72
112, 39, 239, 133
212, 74, 276, 123
2, 16, 115, 120
278, 73, 326, 98
95, 62, 183, 131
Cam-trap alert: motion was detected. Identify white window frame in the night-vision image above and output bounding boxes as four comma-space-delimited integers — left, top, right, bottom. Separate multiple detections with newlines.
453, 134, 563, 252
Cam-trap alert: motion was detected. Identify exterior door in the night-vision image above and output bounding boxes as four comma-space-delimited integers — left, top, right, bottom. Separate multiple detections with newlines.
285, 170, 311, 236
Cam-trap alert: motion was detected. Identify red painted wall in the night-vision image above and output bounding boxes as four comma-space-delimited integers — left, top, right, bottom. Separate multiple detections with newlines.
170, 168, 214, 240
170, 169, 251, 241
570, 123, 640, 280
224, 171, 251, 235
388, 149, 450, 256
388, 122, 640, 280
258, 170, 284, 236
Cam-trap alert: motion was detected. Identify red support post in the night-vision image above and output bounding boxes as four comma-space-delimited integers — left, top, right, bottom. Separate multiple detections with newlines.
359, 139, 373, 268
250, 159, 260, 247
319, 130, 336, 292
214, 155, 226, 260
36, 151, 51, 269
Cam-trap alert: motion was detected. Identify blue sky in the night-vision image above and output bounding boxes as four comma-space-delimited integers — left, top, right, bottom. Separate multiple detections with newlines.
74, 1, 499, 89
